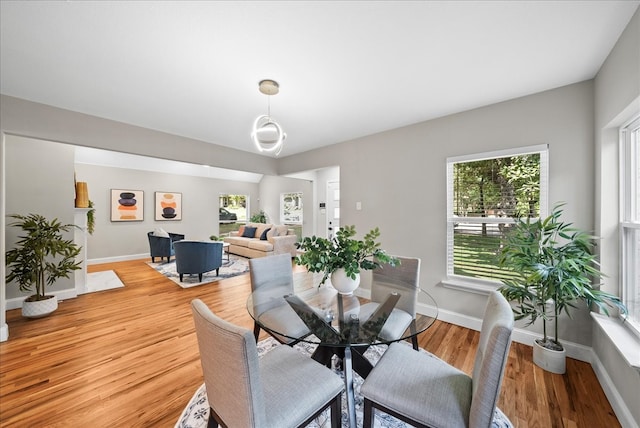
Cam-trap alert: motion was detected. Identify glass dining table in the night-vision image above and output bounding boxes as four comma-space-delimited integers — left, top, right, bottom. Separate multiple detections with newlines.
246, 271, 438, 428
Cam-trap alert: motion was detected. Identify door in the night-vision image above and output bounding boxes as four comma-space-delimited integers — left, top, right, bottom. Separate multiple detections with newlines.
326, 181, 340, 239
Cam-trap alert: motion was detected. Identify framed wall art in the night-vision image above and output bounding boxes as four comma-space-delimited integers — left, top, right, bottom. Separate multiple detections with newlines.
280, 192, 303, 224
111, 189, 144, 222
155, 192, 182, 221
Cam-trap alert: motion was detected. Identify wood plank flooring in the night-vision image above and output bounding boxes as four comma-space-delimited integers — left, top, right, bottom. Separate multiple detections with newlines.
0, 259, 621, 427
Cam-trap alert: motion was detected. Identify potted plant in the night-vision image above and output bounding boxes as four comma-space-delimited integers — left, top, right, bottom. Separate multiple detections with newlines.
250, 210, 267, 223
5, 213, 82, 318
295, 225, 398, 295
498, 203, 626, 373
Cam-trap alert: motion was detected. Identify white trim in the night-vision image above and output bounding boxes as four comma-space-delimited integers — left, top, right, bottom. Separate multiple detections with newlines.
441, 276, 501, 295
446, 143, 549, 163
0, 323, 8, 342
591, 313, 640, 371
5, 288, 78, 311
88, 253, 149, 265
591, 350, 639, 428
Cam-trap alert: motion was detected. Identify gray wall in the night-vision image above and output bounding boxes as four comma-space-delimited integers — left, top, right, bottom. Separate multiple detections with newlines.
74, 162, 260, 260
5, 136, 77, 299
593, 7, 640, 426
281, 80, 596, 345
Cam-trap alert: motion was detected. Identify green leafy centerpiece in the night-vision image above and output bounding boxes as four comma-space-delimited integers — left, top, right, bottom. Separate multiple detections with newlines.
295, 225, 398, 294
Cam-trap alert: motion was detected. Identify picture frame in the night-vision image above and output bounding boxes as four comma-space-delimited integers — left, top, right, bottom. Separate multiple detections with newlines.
155, 192, 182, 221
281, 192, 303, 224
111, 189, 144, 222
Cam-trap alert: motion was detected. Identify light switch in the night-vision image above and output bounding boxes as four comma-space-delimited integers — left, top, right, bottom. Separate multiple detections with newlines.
356, 202, 362, 210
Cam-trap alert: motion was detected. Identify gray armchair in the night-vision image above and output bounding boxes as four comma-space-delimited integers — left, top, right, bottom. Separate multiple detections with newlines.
147, 231, 184, 263
190, 299, 343, 428
360, 290, 514, 428
173, 240, 223, 282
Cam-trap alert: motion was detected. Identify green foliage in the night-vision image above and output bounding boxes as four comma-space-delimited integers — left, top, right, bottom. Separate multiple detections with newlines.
453, 153, 540, 218
250, 210, 267, 223
498, 203, 626, 349
5, 213, 82, 300
209, 235, 220, 241
87, 200, 95, 235
295, 225, 399, 286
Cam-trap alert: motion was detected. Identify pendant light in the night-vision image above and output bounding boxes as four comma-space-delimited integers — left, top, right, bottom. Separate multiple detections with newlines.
252, 79, 285, 156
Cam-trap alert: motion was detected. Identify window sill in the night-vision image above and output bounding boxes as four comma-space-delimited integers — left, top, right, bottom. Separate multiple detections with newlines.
441, 276, 501, 295
591, 312, 640, 372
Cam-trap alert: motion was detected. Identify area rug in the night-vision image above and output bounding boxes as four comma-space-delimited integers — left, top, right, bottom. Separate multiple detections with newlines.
175, 337, 514, 428
86, 270, 124, 292
148, 255, 249, 288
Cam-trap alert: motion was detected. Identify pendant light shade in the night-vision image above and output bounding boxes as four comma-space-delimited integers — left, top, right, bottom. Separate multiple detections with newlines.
252, 79, 285, 156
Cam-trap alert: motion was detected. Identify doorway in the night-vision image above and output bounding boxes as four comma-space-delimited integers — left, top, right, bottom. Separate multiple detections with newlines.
326, 181, 340, 239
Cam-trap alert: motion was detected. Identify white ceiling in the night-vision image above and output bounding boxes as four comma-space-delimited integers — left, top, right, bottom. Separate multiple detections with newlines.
1, 1, 638, 158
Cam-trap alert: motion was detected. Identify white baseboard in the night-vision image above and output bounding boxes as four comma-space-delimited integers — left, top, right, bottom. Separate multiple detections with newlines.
423, 302, 593, 362
591, 350, 639, 428
5, 288, 78, 311
0, 323, 8, 342
88, 253, 149, 265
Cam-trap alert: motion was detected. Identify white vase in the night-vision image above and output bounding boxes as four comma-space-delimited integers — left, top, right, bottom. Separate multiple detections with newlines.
330, 269, 360, 295
532, 339, 566, 374
22, 295, 58, 318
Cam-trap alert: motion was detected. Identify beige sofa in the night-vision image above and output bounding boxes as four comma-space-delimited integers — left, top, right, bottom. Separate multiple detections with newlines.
223, 223, 298, 258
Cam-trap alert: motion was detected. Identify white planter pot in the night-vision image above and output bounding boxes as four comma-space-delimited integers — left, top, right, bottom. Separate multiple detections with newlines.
532, 339, 566, 374
330, 269, 360, 295
22, 295, 58, 318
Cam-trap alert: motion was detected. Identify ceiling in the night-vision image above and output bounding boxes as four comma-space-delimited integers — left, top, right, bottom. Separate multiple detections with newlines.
1, 1, 638, 158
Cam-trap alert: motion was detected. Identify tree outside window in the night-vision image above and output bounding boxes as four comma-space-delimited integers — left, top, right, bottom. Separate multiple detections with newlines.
447, 145, 548, 285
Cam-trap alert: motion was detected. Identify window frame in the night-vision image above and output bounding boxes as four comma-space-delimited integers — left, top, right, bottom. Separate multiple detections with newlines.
444, 144, 549, 293
620, 115, 640, 337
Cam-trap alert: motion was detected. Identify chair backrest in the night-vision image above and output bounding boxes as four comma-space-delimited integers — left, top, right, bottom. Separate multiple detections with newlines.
249, 253, 294, 293
174, 241, 223, 273
371, 256, 420, 315
469, 291, 514, 428
191, 299, 266, 427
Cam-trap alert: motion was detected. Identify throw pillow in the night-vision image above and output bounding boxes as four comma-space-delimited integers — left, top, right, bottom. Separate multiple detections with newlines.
260, 228, 271, 240
242, 226, 257, 238
237, 225, 245, 236
153, 228, 170, 238
266, 228, 277, 239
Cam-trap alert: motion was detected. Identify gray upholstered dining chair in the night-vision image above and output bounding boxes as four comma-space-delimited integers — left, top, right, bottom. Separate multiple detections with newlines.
358, 256, 421, 349
360, 290, 514, 428
249, 253, 311, 345
190, 299, 343, 428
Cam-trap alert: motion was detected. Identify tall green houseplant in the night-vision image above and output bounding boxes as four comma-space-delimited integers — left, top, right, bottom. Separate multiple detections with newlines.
6, 213, 82, 304
498, 203, 625, 352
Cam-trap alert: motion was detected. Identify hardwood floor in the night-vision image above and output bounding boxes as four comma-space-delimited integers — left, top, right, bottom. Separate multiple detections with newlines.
0, 259, 620, 427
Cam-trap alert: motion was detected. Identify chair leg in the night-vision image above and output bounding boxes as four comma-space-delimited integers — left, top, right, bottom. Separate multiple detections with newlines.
207, 407, 219, 428
412, 334, 419, 351
330, 393, 341, 428
198, 273, 203, 282
253, 322, 261, 342
363, 398, 374, 428
216, 268, 219, 276
179, 273, 184, 281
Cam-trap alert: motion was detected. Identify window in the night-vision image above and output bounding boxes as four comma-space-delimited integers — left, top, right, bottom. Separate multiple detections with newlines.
446, 145, 549, 289
219, 194, 247, 235
621, 116, 640, 333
